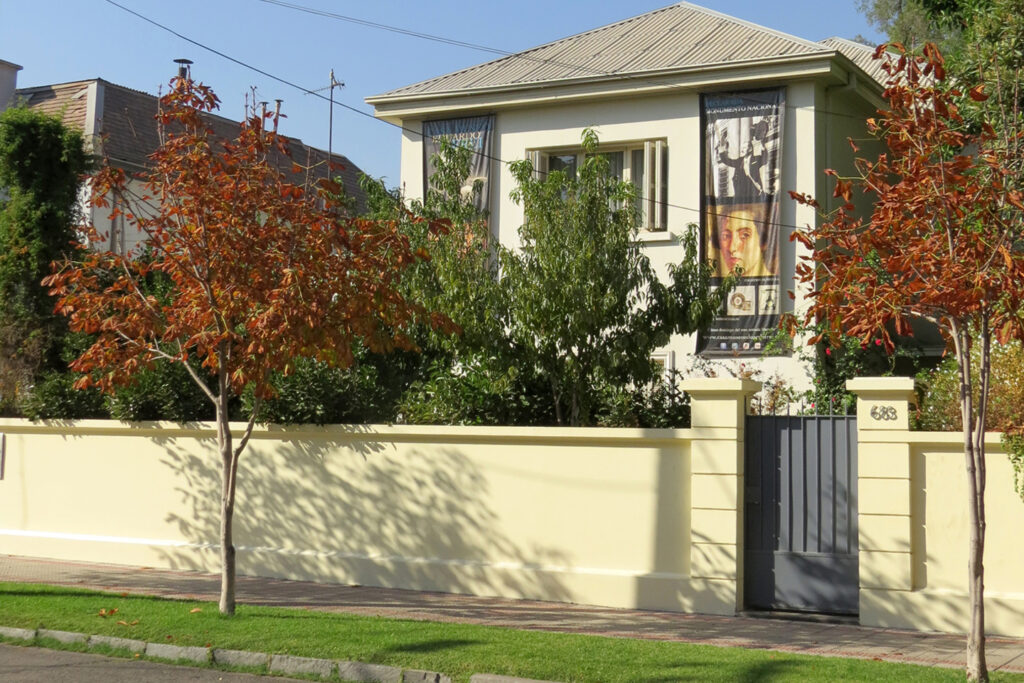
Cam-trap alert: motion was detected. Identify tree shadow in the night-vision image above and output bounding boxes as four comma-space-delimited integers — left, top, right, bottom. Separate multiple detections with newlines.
152, 426, 575, 606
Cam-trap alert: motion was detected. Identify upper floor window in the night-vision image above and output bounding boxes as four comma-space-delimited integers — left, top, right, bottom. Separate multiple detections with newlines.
527, 139, 668, 231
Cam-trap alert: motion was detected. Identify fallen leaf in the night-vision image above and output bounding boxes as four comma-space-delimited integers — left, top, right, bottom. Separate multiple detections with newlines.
190, 608, 202, 614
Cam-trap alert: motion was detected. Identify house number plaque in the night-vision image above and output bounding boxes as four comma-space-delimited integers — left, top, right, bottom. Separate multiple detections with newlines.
869, 405, 899, 421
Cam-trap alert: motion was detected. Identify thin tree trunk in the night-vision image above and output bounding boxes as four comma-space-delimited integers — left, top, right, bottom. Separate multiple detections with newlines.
954, 320, 988, 681
216, 368, 238, 616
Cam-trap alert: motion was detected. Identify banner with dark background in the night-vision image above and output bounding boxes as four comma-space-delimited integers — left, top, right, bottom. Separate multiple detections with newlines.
422, 115, 494, 215
699, 89, 785, 356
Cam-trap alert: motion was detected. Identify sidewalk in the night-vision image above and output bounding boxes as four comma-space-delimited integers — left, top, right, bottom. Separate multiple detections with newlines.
2, 554, 1022, 674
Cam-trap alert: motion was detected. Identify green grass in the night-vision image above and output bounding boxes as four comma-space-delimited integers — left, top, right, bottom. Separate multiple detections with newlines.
0, 582, 1018, 683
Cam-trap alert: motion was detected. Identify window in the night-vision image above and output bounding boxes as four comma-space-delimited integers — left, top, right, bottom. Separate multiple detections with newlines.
528, 140, 668, 231
651, 350, 676, 379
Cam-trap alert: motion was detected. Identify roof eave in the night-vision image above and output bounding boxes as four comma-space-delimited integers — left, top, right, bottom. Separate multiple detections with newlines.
369, 52, 853, 121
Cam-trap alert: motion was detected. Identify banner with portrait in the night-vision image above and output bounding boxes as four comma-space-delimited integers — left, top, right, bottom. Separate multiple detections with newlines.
422, 115, 494, 215
698, 89, 785, 356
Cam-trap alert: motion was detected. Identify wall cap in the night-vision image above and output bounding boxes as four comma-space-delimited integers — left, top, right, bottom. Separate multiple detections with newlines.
846, 376, 916, 401
680, 378, 762, 396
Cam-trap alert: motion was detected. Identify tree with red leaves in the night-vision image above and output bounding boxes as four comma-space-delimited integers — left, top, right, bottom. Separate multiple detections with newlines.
44, 76, 451, 615
791, 43, 1024, 681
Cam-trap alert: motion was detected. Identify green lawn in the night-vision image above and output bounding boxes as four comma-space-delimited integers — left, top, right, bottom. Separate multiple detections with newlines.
0, 582, 1017, 682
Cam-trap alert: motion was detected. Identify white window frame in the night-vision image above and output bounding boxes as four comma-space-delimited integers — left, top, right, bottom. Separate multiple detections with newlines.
527, 139, 668, 231
651, 350, 676, 380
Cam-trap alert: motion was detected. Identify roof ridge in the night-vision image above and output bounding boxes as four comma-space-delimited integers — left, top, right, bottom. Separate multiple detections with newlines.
370, 2, 838, 101
819, 36, 877, 51
15, 78, 97, 94
675, 1, 828, 52
374, 3, 684, 98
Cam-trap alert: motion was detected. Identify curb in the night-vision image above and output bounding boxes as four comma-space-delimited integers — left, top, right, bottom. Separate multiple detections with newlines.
0, 624, 561, 682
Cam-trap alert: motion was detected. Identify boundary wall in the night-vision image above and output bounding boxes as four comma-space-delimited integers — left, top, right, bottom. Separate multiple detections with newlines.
1, 377, 1021, 637
848, 378, 1024, 637
0, 379, 755, 617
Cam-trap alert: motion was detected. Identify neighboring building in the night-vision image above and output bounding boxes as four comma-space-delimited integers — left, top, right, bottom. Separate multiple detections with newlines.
0, 61, 367, 256
367, 2, 898, 388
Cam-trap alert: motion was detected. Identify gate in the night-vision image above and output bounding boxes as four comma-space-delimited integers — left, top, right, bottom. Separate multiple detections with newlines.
743, 414, 859, 615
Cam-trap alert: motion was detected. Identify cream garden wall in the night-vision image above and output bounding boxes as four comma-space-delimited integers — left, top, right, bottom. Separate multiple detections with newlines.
0, 379, 755, 616
5, 377, 1018, 636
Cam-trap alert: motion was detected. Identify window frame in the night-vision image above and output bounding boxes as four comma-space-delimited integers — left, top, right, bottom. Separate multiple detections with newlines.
527, 138, 668, 232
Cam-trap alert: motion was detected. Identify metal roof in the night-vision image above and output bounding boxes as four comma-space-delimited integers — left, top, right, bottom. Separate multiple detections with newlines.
817, 37, 889, 87
370, 2, 883, 102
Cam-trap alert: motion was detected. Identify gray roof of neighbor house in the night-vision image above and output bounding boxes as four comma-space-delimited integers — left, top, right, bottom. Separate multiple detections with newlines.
369, 2, 887, 102
13, 79, 367, 212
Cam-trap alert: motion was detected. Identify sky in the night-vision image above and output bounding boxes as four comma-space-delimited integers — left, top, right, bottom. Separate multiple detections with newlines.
0, 1, 885, 185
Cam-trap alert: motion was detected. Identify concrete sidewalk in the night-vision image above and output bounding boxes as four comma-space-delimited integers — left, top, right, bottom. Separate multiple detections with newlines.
2, 554, 1022, 674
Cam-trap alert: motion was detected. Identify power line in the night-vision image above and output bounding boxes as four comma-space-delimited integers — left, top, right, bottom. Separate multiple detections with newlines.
257, 0, 886, 126
102, 0, 856, 232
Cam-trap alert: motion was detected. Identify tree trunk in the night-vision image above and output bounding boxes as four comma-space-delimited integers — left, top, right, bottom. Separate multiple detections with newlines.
955, 322, 988, 682
216, 372, 238, 616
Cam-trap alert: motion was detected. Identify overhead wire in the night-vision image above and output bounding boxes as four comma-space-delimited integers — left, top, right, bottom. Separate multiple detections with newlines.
257, 0, 887, 126
102, 0, 875, 232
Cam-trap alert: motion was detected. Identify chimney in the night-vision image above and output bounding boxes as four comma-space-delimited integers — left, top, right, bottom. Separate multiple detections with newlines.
173, 58, 193, 79
0, 59, 23, 112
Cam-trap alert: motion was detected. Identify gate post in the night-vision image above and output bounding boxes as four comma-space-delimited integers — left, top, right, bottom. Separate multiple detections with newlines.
681, 377, 761, 615
846, 377, 916, 624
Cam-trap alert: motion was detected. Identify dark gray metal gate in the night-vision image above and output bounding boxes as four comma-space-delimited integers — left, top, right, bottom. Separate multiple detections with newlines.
744, 414, 859, 615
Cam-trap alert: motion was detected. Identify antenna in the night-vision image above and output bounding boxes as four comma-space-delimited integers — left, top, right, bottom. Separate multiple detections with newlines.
307, 69, 344, 172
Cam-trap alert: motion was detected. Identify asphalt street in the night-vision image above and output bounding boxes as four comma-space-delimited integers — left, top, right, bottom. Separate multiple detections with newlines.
0, 643, 302, 682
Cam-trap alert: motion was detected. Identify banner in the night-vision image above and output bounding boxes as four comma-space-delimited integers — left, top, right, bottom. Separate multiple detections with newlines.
699, 89, 785, 356
422, 115, 494, 215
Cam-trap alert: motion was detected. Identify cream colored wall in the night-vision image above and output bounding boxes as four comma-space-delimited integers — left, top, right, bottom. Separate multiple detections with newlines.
0, 419, 735, 614
849, 378, 1024, 638
395, 79, 864, 394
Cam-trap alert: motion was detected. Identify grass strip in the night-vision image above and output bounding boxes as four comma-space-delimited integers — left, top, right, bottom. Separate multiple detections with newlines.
0, 582, 1019, 683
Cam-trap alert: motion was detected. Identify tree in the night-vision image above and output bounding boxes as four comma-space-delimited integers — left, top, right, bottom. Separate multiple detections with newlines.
0, 106, 88, 413
505, 129, 731, 426
44, 75, 451, 615
790, 44, 1024, 681
855, 0, 959, 49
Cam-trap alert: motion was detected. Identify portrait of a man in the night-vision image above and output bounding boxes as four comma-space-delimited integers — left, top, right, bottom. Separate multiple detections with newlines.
708, 204, 776, 278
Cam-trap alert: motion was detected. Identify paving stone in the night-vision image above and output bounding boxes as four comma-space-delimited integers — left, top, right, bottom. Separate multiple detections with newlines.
471, 675, 561, 683
213, 648, 271, 668
145, 641, 210, 663
37, 628, 86, 644
88, 634, 147, 653
0, 626, 36, 641
337, 660, 403, 683
270, 653, 334, 678
403, 669, 453, 683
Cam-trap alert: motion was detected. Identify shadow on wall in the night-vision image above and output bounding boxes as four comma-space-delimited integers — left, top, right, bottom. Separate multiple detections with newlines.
152, 430, 575, 605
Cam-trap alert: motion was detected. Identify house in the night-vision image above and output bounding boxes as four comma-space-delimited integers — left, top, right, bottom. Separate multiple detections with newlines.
366, 2, 895, 388
0, 60, 368, 256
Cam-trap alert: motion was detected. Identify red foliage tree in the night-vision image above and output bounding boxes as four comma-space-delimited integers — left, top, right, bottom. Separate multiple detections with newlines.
44, 76, 451, 615
791, 44, 1024, 681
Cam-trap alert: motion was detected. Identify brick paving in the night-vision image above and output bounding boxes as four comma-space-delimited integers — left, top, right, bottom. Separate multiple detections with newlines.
2, 554, 1022, 673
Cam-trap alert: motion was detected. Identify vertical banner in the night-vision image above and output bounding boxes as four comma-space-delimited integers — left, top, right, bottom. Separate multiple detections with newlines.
699, 89, 785, 356
422, 115, 494, 215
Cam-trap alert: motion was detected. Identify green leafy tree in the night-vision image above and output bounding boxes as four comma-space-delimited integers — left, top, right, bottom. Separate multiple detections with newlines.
0, 106, 88, 413
856, 0, 959, 49
504, 129, 731, 426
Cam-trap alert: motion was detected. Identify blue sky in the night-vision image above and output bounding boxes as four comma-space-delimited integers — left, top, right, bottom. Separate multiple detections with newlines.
0, 1, 884, 185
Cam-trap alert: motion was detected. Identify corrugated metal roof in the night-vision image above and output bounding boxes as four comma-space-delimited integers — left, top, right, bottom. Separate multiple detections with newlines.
371, 2, 874, 101
818, 37, 889, 86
